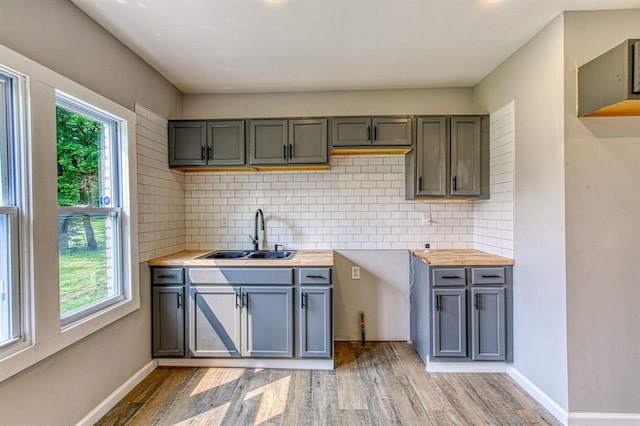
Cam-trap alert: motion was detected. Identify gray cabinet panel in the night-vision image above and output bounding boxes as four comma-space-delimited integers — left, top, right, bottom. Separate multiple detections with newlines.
249, 119, 288, 165
189, 286, 242, 357
433, 268, 466, 287
372, 117, 411, 146
416, 117, 448, 197
243, 286, 293, 358
152, 268, 184, 285
169, 121, 206, 167
432, 288, 467, 358
297, 268, 332, 285
189, 268, 294, 285
451, 116, 481, 196
410, 257, 430, 363
331, 117, 371, 146
471, 267, 506, 285
207, 120, 245, 166
288, 119, 328, 164
472, 287, 506, 361
152, 286, 184, 357
299, 287, 332, 358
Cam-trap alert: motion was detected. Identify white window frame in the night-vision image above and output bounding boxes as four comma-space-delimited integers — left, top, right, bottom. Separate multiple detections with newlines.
56, 94, 127, 326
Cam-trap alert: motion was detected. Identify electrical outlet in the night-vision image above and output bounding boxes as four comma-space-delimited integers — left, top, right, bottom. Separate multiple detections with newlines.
220, 215, 228, 227
421, 212, 432, 225
351, 266, 360, 280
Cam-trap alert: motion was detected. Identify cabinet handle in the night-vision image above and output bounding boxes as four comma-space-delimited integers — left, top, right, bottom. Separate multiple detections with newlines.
201, 146, 205, 160
436, 295, 441, 311
283, 145, 287, 159
374, 126, 378, 141
305, 275, 325, 279
474, 294, 479, 310
207, 145, 212, 160
177, 293, 182, 309
158, 274, 177, 279
289, 143, 293, 159
441, 276, 461, 279
235, 293, 241, 309
418, 177, 423, 192
453, 176, 457, 192
367, 126, 371, 141
481, 274, 501, 278
301, 293, 306, 309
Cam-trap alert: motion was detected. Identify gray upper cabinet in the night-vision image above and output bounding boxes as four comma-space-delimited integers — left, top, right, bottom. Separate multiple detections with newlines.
169, 120, 245, 168
169, 121, 207, 167
288, 119, 328, 164
249, 119, 288, 165
432, 288, 467, 358
243, 286, 294, 358
299, 287, 332, 358
152, 286, 184, 357
407, 115, 488, 199
471, 287, 506, 361
189, 286, 242, 357
331, 116, 412, 147
207, 120, 245, 166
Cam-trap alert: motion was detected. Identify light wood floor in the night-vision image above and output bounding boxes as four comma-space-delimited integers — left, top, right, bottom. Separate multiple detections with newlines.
97, 342, 559, 425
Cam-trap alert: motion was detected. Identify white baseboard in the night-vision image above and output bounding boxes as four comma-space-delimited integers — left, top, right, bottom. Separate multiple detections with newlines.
506, 365, 568, 425
425, 359, 507, 373
568, 413, 640, 425
76, 359, 157, 426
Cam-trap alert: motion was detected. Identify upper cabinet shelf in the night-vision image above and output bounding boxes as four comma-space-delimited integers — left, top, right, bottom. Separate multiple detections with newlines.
578, 39, 640, 117
330, 116, 413, 153
169, 120, 245, 168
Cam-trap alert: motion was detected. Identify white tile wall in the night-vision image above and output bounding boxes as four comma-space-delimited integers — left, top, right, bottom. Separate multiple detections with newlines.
183, 156, 474, 251
472, 102, 515, 258
135, 104, 186, 262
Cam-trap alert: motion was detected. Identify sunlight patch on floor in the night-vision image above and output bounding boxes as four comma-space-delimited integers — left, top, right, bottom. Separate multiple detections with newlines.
189, 368, 244, 397
245, 375, 292, 424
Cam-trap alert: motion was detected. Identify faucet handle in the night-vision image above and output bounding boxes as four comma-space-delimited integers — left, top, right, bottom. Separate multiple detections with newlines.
274, 244, 284, 252
249, 235, 257, 244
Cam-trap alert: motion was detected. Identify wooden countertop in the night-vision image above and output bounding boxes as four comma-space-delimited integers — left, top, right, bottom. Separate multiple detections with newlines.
410, 249, 514, 266
148, 250, 334, 267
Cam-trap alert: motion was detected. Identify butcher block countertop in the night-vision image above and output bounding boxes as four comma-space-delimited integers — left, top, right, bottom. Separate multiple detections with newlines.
411, 249, 515, 266
148, 250, 334, 267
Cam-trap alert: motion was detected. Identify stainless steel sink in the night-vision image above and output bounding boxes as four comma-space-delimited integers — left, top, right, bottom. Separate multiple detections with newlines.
197, 250, 296, 260
246, 250, 296, 259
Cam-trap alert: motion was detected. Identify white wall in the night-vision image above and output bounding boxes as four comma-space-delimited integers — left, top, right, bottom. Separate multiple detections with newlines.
563, 10, 640, 417
474, 15, 569, 414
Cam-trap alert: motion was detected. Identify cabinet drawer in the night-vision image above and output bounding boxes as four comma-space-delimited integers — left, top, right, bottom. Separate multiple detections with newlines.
471, 267, 505, 285
152, 268, 184, 285
298, 268, 332, 285
433, 268, 466, 286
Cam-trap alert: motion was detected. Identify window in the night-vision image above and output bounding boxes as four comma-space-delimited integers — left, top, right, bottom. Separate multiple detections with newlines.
56, 94, 126, 325
0, 71, 21, 349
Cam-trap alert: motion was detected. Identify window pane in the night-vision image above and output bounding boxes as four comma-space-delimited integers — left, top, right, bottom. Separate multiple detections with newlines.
0, 75, 10, 206
0, 214, 15, 345
58, 213, 120, 317
56, 105, 116, 208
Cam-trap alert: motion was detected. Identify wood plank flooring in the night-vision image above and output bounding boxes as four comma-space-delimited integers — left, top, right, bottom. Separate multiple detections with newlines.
97, 342, 559, 425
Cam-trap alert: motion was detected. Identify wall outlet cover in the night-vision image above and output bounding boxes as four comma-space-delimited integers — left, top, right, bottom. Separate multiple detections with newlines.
351, 266, 360, 280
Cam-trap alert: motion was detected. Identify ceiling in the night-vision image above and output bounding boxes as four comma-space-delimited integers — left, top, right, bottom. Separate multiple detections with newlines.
71, 0, 640, 94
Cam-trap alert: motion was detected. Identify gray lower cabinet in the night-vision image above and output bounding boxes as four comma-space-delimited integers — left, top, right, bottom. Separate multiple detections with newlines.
189, 285, 293, 358
250, 118, 328, 165
406, 115, 488, 199
330, 116, 412, 147
432, 288, 467, 358
299, 287, 332, 358
152, 286, 185, 357
169, 120, 245, 168
471, 287, 506, 361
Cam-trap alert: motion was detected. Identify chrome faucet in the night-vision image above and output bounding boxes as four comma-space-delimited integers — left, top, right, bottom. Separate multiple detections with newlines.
249, 208, 264, 251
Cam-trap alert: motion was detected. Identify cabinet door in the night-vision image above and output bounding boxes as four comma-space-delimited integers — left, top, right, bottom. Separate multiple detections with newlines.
207, 120, 245, 166
152, 286, 184, 357
299, 287, 332, 358
372, 117, 412, 146
432, 288, 467, 358
288, 118, 328, 164
249, 119, 288, 165
450, 116, 481, 196
471, 287, 506, 361
330, 117, 371, 146
169, 121, 206, 167
243, 286, 293, 358
189, 286, 241, 357
416, 117, 448, 197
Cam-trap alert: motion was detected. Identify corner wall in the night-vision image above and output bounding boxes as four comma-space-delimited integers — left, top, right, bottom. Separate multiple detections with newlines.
474, 15, 569, 415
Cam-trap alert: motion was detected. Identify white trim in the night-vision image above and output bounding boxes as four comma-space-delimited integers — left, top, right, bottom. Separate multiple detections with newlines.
157, 357, 335, 370
425, 358, 507, 373
507, 364, 568, 425
76, 360, 157, 426
568, 413, 640, 425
